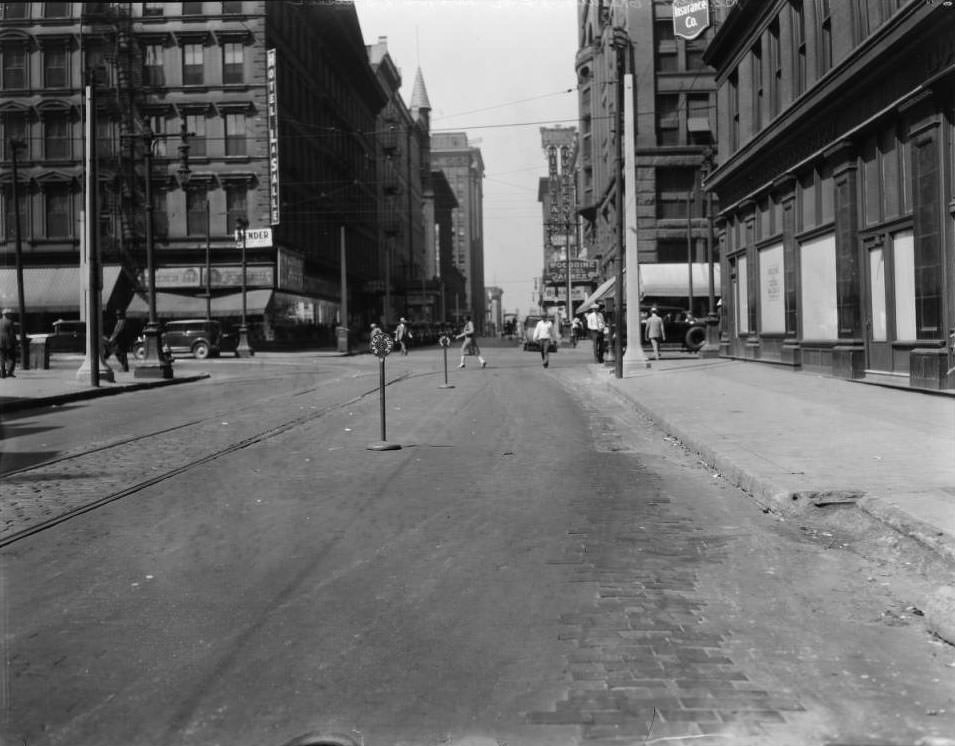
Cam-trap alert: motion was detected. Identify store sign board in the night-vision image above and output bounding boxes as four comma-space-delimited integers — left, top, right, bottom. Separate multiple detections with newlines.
673, 0, 710, 40
545, 259, 598, 283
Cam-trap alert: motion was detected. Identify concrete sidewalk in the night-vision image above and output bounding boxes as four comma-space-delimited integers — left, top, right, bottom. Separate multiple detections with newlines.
587, 357, 955, 570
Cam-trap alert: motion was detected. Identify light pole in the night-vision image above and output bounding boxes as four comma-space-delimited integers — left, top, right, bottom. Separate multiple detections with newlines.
234, 216, 253, 356
699, 147, 720, 358
611, 27, 629, 378
130, 120, 190, 378
8, 137, 28, 370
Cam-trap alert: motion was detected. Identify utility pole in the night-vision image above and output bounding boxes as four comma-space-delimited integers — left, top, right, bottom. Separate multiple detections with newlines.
205, 200, 212, 321
9, 137, 28, 370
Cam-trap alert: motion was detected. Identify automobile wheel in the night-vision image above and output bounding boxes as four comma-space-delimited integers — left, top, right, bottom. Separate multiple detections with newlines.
133, 344, 146, 361
193, 341, 210, 359
685, 326, 706, 351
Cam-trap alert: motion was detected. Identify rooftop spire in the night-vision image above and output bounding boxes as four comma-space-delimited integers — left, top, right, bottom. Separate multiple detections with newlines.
410, 67, 431, 113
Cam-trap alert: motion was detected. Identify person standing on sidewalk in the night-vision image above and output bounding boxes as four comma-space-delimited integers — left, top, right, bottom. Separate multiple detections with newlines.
0, 308, 17, 378
456, 315, 486, 368
533, 314, 556, 368
645, 306, 665, 360
585, 303, 606, 363
105, 309, 130, 372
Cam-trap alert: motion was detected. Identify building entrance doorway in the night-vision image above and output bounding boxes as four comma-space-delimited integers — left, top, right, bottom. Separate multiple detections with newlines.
863, 229, 915, 375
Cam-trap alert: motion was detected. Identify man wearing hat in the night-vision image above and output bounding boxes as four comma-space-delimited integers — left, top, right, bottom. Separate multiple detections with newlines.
0, 307, 17, 378
585, 302, 607, 363
394, 316, 412, 356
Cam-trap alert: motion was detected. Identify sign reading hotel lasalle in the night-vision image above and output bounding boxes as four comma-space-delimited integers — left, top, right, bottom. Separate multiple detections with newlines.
672, 0, 710, 40
267, 49, 280, 226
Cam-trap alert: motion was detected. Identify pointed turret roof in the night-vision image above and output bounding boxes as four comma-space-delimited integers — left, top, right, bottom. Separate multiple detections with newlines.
410, 67, 431, 113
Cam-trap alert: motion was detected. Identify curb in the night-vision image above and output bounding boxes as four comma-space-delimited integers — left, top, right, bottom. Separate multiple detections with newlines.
592, 369, 955, 564
0, 373, 210, 414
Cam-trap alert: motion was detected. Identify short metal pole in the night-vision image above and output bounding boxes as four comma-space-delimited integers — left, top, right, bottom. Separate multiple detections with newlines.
379, 358, 387, 442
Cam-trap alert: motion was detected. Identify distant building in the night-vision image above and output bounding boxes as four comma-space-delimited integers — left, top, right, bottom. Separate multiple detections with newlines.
539, 126, 591, 321
430, 132, 486, 331
574, 0, 723, 316
368, 37, 433, 326
485, 285, 503, 336
704, 0, 955, 389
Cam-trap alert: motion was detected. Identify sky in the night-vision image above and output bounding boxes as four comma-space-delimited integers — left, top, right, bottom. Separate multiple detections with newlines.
353, 0, 580, 317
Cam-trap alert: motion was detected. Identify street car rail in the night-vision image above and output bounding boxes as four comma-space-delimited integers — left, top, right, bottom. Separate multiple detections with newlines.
0, 372, 413, 548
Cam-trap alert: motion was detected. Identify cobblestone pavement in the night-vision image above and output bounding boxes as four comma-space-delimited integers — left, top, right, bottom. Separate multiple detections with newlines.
523, 374, 955, 745
0, 370, 388, 545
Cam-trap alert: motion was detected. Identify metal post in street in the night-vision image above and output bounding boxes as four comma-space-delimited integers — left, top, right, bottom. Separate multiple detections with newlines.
438, 333, 454, 389
9, 137, 29, 370
234, 217, 253, 357
368, 331, 401, 451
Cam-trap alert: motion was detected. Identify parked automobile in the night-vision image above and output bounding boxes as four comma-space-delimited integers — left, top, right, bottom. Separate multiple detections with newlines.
521, 315, 558, 353
133, 319, 237, 360
639, 305, 706, 352
44, 319, 87, 353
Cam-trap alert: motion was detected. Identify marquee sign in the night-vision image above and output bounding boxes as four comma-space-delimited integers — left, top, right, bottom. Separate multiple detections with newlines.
672, 0, 710, 40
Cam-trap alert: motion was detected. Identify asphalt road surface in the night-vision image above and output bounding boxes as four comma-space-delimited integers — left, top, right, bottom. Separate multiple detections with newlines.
1, 343, 953, 746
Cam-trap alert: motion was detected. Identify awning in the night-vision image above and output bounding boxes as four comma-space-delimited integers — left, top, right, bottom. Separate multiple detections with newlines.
640, 263, 720, 298
576, 263, 721, 314
576, 276, 616, 315
0, 265, 121, 314
126, 289, 273, 319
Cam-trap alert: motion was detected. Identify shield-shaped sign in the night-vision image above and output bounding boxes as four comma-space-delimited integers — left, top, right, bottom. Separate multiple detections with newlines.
672, 0, 710, 41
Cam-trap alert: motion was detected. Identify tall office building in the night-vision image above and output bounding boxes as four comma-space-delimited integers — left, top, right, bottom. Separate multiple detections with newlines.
430, 132, 485, 331
575, 0, 723, 314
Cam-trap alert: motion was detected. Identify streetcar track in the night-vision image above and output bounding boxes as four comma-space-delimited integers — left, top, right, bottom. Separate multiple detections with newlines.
0, 371, 414, 548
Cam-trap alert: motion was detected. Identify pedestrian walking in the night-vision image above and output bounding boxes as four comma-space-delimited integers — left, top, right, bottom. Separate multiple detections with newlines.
105, 309, 130, 372
645, 306, 665, 360
394, 317, 412, 356
532, 314, 556, 368
0, 307, 17, 378
585, 303, 606, 363
455, 315, 486, 368
570, 315, 582, 348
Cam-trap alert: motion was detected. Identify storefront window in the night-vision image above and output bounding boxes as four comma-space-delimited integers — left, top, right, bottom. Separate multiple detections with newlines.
759, 244, 785, 333
799, 234, 838, 339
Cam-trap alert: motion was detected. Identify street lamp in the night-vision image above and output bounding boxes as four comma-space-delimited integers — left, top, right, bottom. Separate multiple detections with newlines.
699, 147, 720, 358
8, 137, 28, 369
128, 119, 191, 379
234, 216, 253, 357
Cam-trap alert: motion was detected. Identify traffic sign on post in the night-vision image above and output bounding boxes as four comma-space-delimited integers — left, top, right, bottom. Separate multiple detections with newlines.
234, 227, 273, 248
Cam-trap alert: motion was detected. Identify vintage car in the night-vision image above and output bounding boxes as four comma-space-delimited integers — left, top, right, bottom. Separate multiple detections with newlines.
133, 319, 237, 360
45, 319, 87, 353
639, 305, 706, 352
521, 315, 558, 353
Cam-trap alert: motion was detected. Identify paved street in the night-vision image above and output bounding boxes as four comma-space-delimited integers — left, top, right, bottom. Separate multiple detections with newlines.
1, 345, 954, 746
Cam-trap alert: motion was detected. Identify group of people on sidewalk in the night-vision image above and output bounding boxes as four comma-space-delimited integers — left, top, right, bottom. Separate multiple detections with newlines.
0, 308, 133, 379
582, 303, 665, 363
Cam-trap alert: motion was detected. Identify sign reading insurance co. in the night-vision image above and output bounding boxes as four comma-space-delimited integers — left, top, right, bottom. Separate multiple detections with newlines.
672, 0, 710, 40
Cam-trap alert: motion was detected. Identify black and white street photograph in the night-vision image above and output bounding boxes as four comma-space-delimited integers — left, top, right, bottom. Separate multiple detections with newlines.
1, 2, 954, 745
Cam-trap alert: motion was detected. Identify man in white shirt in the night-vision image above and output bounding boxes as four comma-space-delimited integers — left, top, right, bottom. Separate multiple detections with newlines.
532, 313, 556, 368
585, 303, 606, 363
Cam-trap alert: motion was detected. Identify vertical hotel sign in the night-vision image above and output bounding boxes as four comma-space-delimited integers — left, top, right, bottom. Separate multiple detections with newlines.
672, 0, 709, 40
267, 49, 280, 225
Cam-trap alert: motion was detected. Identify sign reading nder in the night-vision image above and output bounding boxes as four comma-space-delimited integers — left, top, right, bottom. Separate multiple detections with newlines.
672, 0, 710, 41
